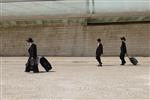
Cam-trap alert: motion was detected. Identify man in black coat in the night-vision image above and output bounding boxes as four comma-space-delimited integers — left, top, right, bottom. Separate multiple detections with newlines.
96, 38, 103, 66
25, 38, 39, 73
120, 37, 127, 65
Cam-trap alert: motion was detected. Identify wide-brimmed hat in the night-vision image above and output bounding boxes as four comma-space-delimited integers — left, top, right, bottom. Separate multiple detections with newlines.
120, 37, 126, 41
26, 38, 34, 43
97, 38, 101, 42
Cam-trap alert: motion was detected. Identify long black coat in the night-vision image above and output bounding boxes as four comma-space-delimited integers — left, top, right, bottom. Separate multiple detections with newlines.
120, 41, 127, 54
96, 43, 103, 56
28, 43, 37, 59
26, 43, 38, 72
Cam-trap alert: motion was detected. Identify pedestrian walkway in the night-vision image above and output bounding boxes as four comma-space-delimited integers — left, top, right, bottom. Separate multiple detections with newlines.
0, 57, 150, 100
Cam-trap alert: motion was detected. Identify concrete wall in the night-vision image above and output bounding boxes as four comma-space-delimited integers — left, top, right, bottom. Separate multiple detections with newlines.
0, 20, 150, 57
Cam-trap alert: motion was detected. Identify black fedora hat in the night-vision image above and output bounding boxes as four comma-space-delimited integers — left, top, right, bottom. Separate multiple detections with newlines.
26, 38, 34, 43
97, 38, 101, 42
120, 37, 126, 41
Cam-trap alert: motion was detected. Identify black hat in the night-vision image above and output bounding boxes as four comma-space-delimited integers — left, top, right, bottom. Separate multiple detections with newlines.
97, 38, 101, 42
120, 37, 126, 41
26, 38, 34, 43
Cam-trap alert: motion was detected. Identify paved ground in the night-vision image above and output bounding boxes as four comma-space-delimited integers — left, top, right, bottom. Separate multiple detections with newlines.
0, 57, 150, 100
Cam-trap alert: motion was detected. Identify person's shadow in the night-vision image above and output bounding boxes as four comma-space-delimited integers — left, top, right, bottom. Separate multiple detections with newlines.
38, 71, 56, 73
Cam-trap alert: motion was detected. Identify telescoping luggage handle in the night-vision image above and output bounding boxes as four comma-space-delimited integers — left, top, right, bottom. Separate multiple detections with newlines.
126, 53, 135, 58
126, 53, 130, 58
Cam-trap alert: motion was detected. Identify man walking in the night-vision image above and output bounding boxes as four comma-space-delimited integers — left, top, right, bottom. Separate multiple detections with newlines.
25, 38, 39, 73
120, 37, 127, 65
96, 38, 103, 66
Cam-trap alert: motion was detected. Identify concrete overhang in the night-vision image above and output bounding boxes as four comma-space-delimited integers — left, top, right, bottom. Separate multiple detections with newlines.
0, 15, 150, 28
1, 0, 60, 3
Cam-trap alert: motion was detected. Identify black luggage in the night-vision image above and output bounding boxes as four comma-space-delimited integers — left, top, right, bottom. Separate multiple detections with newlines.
126, 53, 138, 65
40, 57, 52, 72
129, 57, 138, 65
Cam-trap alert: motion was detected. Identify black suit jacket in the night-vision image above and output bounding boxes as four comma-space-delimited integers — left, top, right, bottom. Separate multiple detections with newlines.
28, 44, 37, 59
120, 41, 127, 54
96, 43, 103, 56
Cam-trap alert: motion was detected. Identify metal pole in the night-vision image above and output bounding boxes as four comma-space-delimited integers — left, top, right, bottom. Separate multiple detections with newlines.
92, 0, 95, 14
86, 0, 90, 14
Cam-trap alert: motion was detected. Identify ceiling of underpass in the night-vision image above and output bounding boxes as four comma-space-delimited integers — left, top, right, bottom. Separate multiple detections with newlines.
0, 0, 150, 20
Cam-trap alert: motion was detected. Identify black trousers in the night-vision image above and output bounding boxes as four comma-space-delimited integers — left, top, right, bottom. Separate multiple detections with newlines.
120, 53, 126, 64
25, 57, 39, 72
96, 55, 102, 64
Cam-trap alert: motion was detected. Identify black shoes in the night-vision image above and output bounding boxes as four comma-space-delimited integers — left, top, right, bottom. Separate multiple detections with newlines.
33, 71, 39, 73
97, 64, 102, 67
121, 62, 126, 65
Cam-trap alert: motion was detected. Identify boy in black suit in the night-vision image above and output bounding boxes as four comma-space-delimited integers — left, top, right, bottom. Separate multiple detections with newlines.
25, 38, 39, 73
120, 37, 127, 65
96, 38, 103, 66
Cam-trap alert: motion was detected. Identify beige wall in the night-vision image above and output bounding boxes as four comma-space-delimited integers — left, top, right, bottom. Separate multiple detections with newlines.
0, 22, 150, 57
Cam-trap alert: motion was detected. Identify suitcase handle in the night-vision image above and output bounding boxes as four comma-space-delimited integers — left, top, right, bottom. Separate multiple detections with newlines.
126, 53, 130, 58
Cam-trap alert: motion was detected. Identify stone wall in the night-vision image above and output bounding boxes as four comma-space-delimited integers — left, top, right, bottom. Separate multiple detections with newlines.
0, 19, 149, 57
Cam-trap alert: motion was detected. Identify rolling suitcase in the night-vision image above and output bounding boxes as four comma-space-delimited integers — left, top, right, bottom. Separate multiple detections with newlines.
127, 53, 138, 65
40, 57, 52, 72
129, 57, 138, 65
